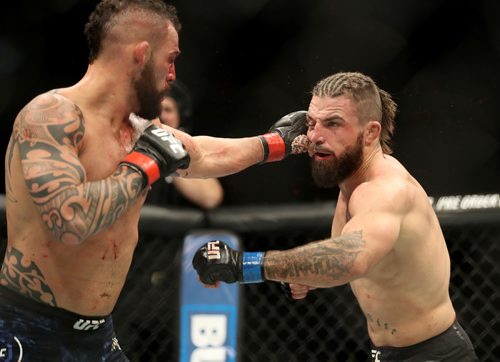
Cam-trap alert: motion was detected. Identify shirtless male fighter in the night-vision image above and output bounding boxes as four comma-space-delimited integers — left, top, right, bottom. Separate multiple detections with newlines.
193, 72, 478, 361
0, 0, 307, 360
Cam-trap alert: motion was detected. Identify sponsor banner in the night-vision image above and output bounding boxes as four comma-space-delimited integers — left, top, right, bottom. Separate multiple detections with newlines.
180, 231, 240, 362
429, 194, 500, 212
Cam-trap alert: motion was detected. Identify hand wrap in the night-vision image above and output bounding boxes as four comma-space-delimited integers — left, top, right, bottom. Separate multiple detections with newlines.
259, 110, 308, 163
120, 124, 190, 188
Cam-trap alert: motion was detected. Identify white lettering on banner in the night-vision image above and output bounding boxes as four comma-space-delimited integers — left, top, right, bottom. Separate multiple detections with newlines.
207, 241, 221, 260
460, 194, 500, 209
190, 314, 228, 362
0, 348, 6, 357
432, 194, 500, 211
191, 347, 227, 362
435, 196, 461, 211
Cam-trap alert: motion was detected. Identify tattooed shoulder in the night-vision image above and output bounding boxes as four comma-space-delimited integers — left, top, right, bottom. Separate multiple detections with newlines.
334, 230, 366, 248
14, 92, 85, 149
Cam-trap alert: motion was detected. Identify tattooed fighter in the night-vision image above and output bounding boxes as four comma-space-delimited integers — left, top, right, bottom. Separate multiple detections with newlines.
0, 0, 307, 360
193, 72, 478, 361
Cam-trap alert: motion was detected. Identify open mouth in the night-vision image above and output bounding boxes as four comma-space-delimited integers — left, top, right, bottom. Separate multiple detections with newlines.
314, 152, 333, 160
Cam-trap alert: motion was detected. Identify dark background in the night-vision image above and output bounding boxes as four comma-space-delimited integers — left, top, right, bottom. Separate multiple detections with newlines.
1, 0, 499, 205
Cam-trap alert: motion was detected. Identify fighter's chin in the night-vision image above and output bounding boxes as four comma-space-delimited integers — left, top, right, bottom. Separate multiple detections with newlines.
312, 176, 338, 189
311, 160, 339, 188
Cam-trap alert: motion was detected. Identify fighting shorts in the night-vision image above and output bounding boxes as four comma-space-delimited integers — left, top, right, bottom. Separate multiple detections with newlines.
0, 285, 128, 361
370, 319, 478, 361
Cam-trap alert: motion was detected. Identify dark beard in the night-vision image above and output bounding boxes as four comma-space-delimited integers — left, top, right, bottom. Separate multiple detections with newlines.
311, 133, 364, 188
134, 60, 162, 120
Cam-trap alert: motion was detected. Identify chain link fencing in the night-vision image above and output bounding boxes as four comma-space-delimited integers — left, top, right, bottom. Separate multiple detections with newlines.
0, 197, 499, 361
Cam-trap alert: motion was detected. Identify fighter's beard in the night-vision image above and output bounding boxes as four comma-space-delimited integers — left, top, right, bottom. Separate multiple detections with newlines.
134, 60, 162, 120
311, 134, 364, 188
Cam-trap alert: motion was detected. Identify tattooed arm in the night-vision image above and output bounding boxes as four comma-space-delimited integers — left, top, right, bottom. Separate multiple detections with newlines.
14, 93, 144, 244
263, 182, 405, 287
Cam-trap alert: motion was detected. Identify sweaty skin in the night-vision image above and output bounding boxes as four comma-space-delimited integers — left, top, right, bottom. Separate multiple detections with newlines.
2, 20, 264, 316
3, 91, 146, 314
262, 94, 456, 348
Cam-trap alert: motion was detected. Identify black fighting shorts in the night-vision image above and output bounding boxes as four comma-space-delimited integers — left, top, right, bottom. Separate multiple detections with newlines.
0, 285, 128, 361
370, 319, 478, 361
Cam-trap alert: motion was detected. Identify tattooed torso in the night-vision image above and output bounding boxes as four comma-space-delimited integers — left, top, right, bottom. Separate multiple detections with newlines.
335, 183, 455, 347
2, 90, 147, 316
263, 158, 455, 347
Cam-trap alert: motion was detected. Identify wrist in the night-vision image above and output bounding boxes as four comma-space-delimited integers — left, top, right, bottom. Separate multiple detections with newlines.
258, 133, 286, 163
240, 251, 265, 284
121, 151, 160, 186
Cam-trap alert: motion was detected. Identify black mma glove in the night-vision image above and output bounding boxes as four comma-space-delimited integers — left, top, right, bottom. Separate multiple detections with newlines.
259, 110, 308, 162
120, 124, 190, 189
280, 282, 295, 301
192, 240, 265, 285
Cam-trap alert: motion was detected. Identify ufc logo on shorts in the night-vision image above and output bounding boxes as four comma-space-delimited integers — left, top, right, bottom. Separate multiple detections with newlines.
151, 128, 184, 154
73, 318, 106, 331
207, 241, 221, 260
371, 349, 381, 362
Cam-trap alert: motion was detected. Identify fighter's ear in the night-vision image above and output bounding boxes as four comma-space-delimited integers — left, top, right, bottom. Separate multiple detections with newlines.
133, 41, 151, 67
364, 120, 381, 145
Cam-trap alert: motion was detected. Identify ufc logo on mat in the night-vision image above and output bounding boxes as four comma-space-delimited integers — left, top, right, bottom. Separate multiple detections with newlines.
207, 241, 221, 260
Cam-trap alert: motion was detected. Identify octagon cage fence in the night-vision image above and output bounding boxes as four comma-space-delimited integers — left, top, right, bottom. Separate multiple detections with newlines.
0, 194, 499, 361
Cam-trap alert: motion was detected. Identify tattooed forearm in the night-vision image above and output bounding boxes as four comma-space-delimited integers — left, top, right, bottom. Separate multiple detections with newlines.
35, 166, 143, 244
14, 94, 144, 244
0, 247, 57, 306
264, 230, 366, 285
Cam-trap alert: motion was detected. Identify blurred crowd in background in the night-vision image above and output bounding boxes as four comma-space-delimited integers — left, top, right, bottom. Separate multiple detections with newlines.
1, 0, 499, 205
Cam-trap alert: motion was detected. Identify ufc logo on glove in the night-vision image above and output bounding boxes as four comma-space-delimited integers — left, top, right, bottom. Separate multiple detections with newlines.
180, 232, 241, 362
151, 128, 185, 154
207, 241, 221, 260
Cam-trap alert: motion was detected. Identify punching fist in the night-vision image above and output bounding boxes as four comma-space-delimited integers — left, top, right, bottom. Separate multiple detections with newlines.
281, 282, 316, 300
192, 240, 265, 285
120, 124, 190, 189
259, 111, 309, 163
280, 282, 295, 301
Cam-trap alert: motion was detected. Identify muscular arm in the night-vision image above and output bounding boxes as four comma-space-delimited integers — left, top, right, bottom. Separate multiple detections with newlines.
263, 182, 405, 287
154, 110, 308, 179
15, 93, 144, 244
166, 128, 264, 179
